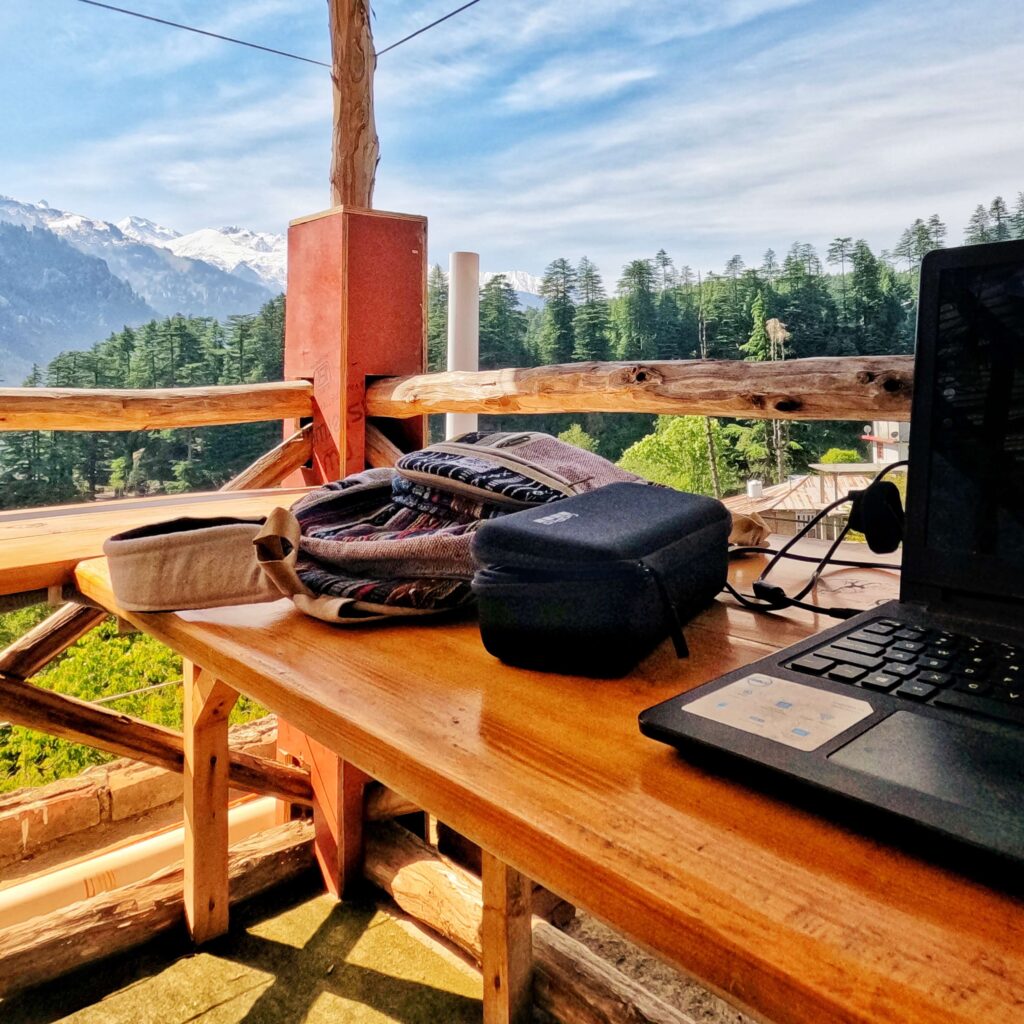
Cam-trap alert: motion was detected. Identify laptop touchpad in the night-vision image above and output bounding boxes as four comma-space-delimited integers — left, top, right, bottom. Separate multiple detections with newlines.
829, 711, 1024, 820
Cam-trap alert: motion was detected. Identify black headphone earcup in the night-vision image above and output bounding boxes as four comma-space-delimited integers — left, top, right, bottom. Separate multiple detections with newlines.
849, 480, 905, 554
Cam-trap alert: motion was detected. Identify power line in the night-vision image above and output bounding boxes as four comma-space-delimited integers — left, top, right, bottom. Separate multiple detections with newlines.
376, 0, 484, 57
72, 0, 486, 66
73, 0, 331, 67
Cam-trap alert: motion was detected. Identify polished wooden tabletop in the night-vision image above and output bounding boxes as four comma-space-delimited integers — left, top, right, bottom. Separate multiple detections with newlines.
74, 549, 1023, 1024
0, 488, 310, 596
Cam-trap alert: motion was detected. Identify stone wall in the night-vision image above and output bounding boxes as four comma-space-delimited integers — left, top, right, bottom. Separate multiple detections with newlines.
0, 715, 278, 871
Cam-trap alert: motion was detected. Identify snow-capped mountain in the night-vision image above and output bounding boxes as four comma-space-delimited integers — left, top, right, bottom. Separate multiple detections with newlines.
0, 196, 274, 321
480, 269, 544, 310
116, 215, 181, 248
167, 226, 286, 292
482, 270, 543, 296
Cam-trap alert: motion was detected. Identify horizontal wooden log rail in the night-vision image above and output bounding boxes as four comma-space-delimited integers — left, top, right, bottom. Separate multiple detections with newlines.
0, 381, 313, 432
365, 355, 914, 422
0, 671, 313, 806
0, 602, 106, 681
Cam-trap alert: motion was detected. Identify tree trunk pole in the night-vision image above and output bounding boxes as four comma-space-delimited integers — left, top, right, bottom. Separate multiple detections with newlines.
328, 0, 379, 208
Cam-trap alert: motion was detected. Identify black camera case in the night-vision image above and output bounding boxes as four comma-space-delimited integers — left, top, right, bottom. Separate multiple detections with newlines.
470, 483, 731, 677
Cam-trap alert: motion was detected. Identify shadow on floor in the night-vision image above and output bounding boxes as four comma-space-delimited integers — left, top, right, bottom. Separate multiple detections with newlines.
3, 876, 481, 1024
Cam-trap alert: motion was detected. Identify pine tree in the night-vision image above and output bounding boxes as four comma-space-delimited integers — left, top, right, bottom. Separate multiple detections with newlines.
478, 275, 527, 370
827, 237, 853, 319
572, 257, 610, 361
613, 260, 657, 359
777, 243, 837, 358
760, 249, 779, 286
538, 258, 577, 365
426, 264, 448, 372
1013, 193, 1024, 240
654, 249, 676, 291
926, 214, 947, 249
654, 289, 682, 359
741, 290, 770, 361
989, 196, 1011, 241
965, 204, 993, 244
723, 256, 745, 302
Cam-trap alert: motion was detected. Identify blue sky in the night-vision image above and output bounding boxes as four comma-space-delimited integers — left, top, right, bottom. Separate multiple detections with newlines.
2, 0, 1023, 281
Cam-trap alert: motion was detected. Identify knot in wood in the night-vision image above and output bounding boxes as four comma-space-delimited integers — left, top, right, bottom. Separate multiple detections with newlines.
882, 375, 907, 394
622, 365, 663, 386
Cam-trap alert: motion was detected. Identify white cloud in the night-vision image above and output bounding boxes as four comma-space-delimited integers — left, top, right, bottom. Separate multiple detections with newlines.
501, 55, 656, 111
376, 12, 1024, 280
4, 70, 331, 233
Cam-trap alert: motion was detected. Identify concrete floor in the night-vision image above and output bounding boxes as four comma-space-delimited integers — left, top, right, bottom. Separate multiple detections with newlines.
3, 881, 482, 1024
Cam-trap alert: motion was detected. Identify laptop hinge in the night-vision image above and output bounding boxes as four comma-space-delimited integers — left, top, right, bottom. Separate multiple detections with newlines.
905, 584, 1024, 638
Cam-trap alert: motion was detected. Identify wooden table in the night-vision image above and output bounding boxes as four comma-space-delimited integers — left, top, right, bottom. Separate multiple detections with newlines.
72, 551, 1024, 1024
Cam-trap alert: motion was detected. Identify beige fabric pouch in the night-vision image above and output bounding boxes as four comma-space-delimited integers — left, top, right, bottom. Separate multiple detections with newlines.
103, 515, 304, 612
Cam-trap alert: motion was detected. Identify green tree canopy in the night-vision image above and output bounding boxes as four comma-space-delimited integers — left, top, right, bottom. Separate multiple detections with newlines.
618, 416, 739, 495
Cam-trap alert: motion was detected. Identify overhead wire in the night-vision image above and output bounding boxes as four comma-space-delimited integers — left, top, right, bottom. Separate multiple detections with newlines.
71, 0, 485, 65
72, 0, 331, 67
375, 0, 483, 57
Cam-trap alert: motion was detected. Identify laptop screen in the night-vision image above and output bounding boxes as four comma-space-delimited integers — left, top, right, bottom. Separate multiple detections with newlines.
905, 241, 1024, 604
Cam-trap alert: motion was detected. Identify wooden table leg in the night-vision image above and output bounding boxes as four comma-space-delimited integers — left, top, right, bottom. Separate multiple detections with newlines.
277, 721, 369, 898
183, 660, 238, 944
481, 851, 533, 1024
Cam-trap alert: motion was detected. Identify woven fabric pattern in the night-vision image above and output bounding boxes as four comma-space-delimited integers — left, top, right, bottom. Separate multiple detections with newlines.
289, 432, 645, 614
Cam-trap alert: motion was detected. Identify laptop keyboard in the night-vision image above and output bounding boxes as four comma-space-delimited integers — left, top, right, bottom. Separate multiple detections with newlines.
786, 617, 1024, 729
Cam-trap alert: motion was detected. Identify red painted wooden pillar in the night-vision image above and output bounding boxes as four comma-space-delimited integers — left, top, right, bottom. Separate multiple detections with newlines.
283, 205, 427, 483
279, 205, 427, 894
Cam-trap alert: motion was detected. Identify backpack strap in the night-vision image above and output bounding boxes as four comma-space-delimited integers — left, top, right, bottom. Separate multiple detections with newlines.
253, 507, 314, 599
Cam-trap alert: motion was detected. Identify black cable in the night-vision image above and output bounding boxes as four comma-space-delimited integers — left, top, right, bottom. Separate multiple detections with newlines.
787, 520, 852, 603
72, 0, 332, 67
727, 460, 909, 619
72, 0, 485, 66
376, 0, 484, 57
722, 581, 861, 620
730, 546, 901, 571
756, 492, 853, 581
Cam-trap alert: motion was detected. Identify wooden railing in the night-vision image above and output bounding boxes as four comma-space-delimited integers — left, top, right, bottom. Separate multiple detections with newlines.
365, 355, 914, 422
0, 381, 319, 819
0, 381, 313, 432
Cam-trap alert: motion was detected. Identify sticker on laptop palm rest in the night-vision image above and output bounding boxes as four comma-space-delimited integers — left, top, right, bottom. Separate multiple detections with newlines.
682, 674, 873, 751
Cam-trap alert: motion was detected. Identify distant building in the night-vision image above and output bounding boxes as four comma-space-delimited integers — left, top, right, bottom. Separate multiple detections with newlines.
861, 419, 909, 463
724, 464, 889, 540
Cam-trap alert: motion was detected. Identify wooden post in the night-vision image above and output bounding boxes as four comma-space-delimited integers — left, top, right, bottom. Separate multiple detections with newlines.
183, 660, 238, 943
283, 206, 427, 483
276, 720, 369, 898
481, 851, 534, 1024
328, 0, 378, 208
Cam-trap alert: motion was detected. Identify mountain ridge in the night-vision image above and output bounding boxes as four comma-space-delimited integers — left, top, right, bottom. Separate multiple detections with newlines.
0, 195, 546, 376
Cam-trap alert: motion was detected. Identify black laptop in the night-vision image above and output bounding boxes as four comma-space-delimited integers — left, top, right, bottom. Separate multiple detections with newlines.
639, 240, 1024, 868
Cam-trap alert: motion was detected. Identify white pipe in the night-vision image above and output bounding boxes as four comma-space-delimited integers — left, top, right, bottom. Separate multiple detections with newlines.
446, 251, 480, 439
0, 796, 279, 929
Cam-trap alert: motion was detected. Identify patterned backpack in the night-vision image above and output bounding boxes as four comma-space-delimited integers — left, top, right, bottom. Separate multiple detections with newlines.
256, 431, 650, 622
